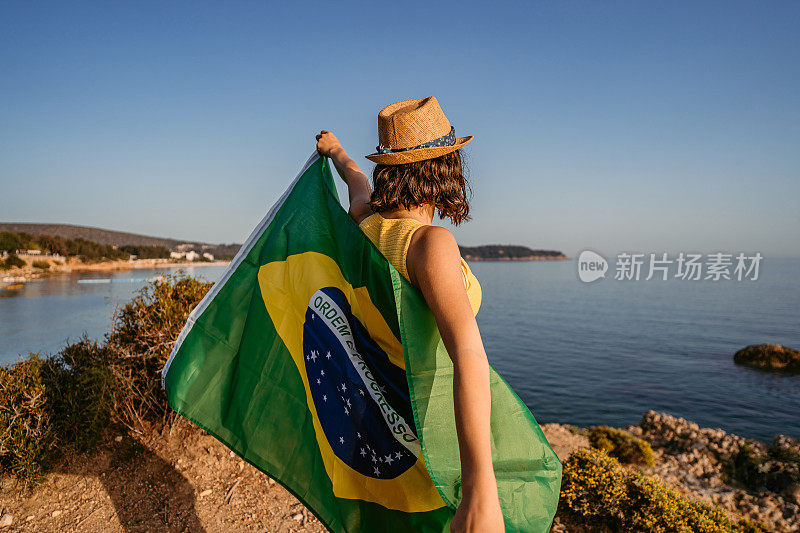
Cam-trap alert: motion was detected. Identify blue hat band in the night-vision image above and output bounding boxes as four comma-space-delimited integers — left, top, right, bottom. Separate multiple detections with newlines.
376, 127, 456, 155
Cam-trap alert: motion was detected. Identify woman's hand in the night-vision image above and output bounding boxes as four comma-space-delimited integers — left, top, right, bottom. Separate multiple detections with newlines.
450, 487, 505, 533
314, 130, 372, 223
316, 130, 343, 158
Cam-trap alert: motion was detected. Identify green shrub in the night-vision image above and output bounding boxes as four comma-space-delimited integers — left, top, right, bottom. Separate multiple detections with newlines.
565, 424, 589, 437
588, 425, 656, 467
105, 274, 212, 429
0, 355, 56, 482
0, 340, 113, 484
3, 254, 25, 269
50, 339, 114, 452
32, 260, 50, 269
0, 274, 210, 483
560, 447, 771, 532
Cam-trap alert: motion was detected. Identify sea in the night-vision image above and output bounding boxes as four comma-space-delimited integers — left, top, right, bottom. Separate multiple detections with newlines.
1, 259, 798, 442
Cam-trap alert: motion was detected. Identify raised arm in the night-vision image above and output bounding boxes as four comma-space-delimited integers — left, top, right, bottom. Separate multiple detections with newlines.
406, 226, 505, 533
316, 130, 373, 223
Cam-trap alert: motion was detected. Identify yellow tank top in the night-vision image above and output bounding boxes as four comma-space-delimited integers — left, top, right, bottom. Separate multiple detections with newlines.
359, 213, 482, 315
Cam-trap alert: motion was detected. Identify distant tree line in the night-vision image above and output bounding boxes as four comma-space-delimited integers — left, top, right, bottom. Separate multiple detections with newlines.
0, 231, 170, 262
118, 245, 172, 259
458, 244, 566, 260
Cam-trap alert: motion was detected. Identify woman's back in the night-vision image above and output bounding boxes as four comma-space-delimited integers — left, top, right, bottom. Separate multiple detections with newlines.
317, 95, 543, 531
359, 212, 482, 315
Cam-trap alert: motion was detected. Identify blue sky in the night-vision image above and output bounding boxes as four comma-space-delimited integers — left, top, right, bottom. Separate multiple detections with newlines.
1, 1, 798, 257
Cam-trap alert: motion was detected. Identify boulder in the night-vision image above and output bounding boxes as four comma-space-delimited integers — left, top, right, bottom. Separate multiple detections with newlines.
733, 343, 800, 373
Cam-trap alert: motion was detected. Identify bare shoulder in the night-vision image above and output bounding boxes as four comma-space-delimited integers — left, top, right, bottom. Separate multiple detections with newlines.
407, 225, 462, 287
411, 225, 459, 256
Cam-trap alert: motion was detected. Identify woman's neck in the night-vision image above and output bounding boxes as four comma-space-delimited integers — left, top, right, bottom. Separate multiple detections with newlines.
379, 204, 435, 225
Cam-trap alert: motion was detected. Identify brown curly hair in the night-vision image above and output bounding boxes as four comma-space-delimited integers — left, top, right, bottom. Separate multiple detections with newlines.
368, 150, 471, 225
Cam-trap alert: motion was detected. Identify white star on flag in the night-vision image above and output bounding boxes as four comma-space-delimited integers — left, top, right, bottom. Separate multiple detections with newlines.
339, 436, 345, 444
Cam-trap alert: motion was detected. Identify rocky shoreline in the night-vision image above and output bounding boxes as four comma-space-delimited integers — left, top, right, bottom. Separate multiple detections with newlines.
545, 412, 798, 532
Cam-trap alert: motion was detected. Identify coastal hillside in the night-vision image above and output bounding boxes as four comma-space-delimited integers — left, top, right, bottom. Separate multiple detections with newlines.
0, 223, 184, 248
0, 223, 241, 260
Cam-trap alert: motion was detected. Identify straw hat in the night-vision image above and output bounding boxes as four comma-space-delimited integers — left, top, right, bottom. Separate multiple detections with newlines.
365, 96, 473, 165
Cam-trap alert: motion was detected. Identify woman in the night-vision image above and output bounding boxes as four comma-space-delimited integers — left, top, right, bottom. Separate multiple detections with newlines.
316, 96, 504, 533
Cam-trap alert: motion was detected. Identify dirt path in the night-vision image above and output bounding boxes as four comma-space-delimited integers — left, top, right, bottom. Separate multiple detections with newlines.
0, 421, 592, 532
0, 423, 587, 532
0, 420, 326, 532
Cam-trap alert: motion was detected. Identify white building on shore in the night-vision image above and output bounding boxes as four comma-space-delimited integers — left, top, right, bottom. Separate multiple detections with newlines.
170, 250, 209, 262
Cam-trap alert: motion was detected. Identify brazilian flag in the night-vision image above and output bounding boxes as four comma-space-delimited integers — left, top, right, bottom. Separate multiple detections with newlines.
161, 153, 561, 532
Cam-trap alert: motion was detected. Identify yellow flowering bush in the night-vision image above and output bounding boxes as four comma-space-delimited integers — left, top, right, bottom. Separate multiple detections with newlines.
560, 447, 771, 532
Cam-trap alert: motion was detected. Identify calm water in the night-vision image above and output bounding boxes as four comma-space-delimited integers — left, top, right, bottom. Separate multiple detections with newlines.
0, 266, 226, 363
1, 260, 798, 441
